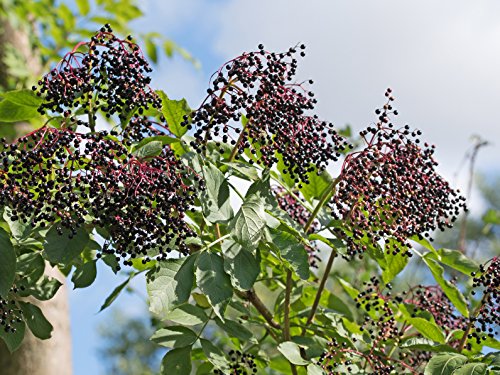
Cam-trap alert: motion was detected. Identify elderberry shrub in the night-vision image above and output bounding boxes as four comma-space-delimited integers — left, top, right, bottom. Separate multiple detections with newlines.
468, 257, 499, 345
0, 127, 202, 262
213, 350, 257, 374
0, 288, 23, 334
329, 89, 466, 259
189, 44, 351, 184
272, 186, 320, 267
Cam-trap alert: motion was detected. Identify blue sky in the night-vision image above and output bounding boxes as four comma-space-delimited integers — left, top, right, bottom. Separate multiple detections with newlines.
70, 1, 500, 374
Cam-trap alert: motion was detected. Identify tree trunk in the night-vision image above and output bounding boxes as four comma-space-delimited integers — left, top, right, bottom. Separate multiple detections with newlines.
0, 17, 73, 375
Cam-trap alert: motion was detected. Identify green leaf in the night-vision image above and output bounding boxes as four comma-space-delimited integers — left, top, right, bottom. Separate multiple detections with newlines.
231, 195, 266, 249
71, 260, 97, 289
0, 228, 16, 296
337, 277, 360, 300
399, 304, 446, 343
99, 276, 132, 312
400, 337, 456, 352
19, 302, 53, 340
145, 37, 158, 64
151, 326, 197, 348
44, 225, 89, 265
307, 364, 325, 375
277, 341, 309, 365
2, 89, 43, 107
160, 346, 192, 375
195, 252, 233, 319
270, 228, 310, 280
222, 240, 260, 291
131, 136, 180, 153
299, 168, 333, 202
434, 249, 479, 275
147, 255, 196, 317
3, 207, 32, 241
423, 255, 469, 317
167, 304, 208, 326
0, 319, 25, 352
453, 363, 487, 375
75, 0, 90, 15
0, 99, 40, 122
16, 252, 45, 283
200, 338, 229, 369
201, 162, 233, 223
223, 162, 259, 181
381, 240, 409, 284
424, 353, 467, 375
215, 318, 254, 342
132, 140, 163, 158
483, 209, 500, 225
158, 91, 190, 137
19, 276, 62, 301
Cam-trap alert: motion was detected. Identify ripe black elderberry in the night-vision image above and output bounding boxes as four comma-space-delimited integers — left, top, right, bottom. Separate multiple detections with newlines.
329, 90, 466, 259
272, 186, 320, 267
0, 287, 23, 334
34, 25, 162, 130
190, 45, 351, 184
468, 257, 499, 343
213, 350, 257, 374
0, 128, 201, 262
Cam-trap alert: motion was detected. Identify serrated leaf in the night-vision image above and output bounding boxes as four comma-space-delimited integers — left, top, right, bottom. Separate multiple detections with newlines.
215, 318, 254, 342
147, 255, 196, 317
19, 276, 62, 301
423, 255, 469, 317
399, 304, 446, 343
132, 140, 163, 158
160, 346, 192, 375
19, 302, 53, 340
2, 89, 43, 107
151, 326, 197, 348
16, 252, 45, 283
222, 240, 259, 291
44, 225, 89, 265
231, 195, 266, 249
300, 168, 333, 202
99, 276, 132, 312
337, 277, 360, 300
269, 228, 309, 280
424, 353, 467, 375
435, 249, 479, 275
0, 99, 40, 122
158, 91, 190, 137
0, 228, 16, 296
195, 252, 233, 319
381, 239, 409, 284
167, 304, 208, 326
277, 341, 309, 365
3, 207, 32, 241
71, 260, 97, 289
307, 364, 325, 375
453, 363, 487, 375
201, 162, 233, 223
223, 162, 259, 181
200, 338, 229, 369
0, 319, 25, 352
401, 337, 456, 352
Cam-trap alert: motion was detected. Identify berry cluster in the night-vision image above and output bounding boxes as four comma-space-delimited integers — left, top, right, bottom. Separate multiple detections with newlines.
272, 186, 320, 267
0, 287, 23, 334
190, 44, 351, 184
213, 350, 257, 374
0, 127, 201, 262
469, 257, 499, 343
402, 285, 467, 335
329, 90, 466, 258
34, 24, 161, 130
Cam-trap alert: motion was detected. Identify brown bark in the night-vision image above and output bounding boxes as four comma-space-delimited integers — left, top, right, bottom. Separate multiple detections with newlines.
0, 16, 73, 375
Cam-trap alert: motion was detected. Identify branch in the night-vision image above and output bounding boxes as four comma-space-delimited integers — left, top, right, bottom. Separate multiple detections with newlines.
236, 289, 281, 330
